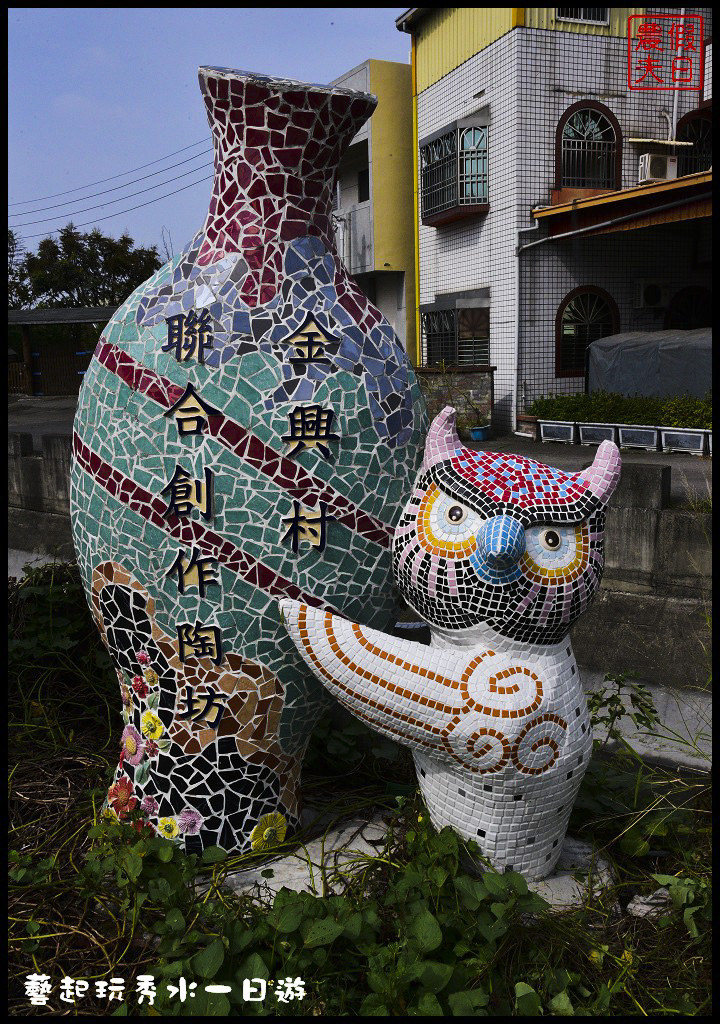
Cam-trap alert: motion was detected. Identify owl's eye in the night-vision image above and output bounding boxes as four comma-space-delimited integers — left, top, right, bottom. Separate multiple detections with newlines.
539, 529, 561, 551
445, 505, 467, 525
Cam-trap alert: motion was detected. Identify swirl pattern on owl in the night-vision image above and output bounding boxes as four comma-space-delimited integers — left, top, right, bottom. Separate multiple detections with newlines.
281, 407, 621, 878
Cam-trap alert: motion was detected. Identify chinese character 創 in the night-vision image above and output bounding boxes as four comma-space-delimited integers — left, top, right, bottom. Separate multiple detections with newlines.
161, 466, 213, 520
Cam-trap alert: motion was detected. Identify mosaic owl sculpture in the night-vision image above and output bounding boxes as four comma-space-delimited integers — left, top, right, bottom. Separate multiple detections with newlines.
281, 406, 621, 879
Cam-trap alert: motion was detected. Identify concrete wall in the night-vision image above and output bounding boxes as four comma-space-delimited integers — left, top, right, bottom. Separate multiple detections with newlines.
8, 432, 711, 689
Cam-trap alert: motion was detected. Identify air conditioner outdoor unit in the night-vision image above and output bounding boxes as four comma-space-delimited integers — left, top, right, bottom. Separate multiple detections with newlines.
638, 153, 678, 184
633, 280, 670, 309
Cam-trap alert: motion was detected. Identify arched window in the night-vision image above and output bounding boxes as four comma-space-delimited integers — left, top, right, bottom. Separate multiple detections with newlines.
458, 127, 488, 203
676, 110, 712, 176
556, 102, 621, 191
556, 287, 619, 377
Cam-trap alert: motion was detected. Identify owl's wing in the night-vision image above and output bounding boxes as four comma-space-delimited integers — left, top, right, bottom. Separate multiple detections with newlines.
279, 600, 546, 767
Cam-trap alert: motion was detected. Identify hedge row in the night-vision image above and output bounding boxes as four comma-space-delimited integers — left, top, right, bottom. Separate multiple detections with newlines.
528, 392, 712, 429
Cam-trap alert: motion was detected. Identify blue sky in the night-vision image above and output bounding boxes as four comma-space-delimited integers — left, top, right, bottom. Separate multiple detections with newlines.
8, 8, 410, 255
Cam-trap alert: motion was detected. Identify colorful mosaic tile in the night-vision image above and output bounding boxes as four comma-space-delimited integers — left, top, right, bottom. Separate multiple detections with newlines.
69, 67, 428, 854
281, 406, 621, 879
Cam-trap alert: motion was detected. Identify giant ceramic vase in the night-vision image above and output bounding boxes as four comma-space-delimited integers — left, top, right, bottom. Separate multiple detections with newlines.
70, 67, 427, 853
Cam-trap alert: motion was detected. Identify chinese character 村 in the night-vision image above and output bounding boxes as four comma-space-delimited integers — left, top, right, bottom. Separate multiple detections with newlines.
281, 500, 332, 553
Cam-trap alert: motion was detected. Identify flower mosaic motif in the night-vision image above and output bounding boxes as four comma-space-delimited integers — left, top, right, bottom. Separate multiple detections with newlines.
69, 67, 427, 853
281, 407, 621, 880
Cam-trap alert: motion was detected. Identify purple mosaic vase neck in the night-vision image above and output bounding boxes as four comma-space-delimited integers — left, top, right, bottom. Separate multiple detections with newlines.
197, 67, 377, 304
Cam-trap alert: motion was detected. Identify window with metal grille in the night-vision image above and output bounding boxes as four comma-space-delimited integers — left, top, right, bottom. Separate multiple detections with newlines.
420, 126, 488, 219
556, 288, 617, 376
676, 113, 712, 176
556, 8, 609, 24
421, 307, 490, 366
560, 107, 617, 189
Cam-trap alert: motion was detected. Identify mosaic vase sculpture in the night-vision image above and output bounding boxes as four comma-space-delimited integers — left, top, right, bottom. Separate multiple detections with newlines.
282, 408, 621, 879
69, 67, 427, 852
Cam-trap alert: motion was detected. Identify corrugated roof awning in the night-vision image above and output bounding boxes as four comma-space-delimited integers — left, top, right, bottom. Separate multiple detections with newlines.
8, 306, 119, 326
532, 171, 712, 236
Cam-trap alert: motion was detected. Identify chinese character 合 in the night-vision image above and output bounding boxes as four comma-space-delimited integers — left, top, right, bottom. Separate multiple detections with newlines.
285, 317, 337, 365
177, 623, 223, 665
163, 309, 214, 364
167, 548, 219, 596
281, 500, 332, 553
161, 466, 213, 520
177, 684, 228, 728
164, 383, 221, 436
282, 404, 340, 459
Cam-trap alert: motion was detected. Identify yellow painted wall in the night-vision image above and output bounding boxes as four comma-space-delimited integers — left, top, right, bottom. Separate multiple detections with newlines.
414, 8, 518, 92
368, 59, 416, 362
414, 8, 647, 91
525, 8, 645, 35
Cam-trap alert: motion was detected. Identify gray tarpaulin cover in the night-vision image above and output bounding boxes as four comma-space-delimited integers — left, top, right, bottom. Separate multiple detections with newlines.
587, 329, 711, 398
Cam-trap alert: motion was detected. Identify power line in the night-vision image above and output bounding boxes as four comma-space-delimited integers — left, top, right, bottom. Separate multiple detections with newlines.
9, 150, 213, 216
8, 139, 210, 206
10, 162, 215, 226
21, 174, 214, 239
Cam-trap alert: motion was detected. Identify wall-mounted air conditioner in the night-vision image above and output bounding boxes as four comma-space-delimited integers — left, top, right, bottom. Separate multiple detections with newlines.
633, 280, 670, 310
638, 153, 678, 184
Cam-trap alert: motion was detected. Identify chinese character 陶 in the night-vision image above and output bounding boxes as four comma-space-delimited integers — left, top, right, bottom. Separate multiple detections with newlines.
166, 979, 197, 1003
282, 404, 340, 459
274, 977, 306, 1003
164, 383, 221, 436
166, 548, 219, 596
163, 309, 214, 364
177, 624, 223, 665
281, 500, 332, 553
242, 978, 267, 1002
177, 685, 229, 729
59, 978, 90, 1004
25, 974, 52, 1007
161, 466, 213, 520
136, 976, 157, 1006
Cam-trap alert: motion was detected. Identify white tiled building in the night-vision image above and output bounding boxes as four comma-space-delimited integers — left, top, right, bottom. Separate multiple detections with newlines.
399, 8, 712, 430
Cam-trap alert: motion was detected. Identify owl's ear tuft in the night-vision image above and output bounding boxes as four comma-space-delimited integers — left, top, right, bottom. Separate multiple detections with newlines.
576, 440, 621, 505
421, 405, 463, 472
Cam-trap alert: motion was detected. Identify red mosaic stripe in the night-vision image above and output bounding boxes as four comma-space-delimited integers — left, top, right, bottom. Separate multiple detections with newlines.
94, 340, 392, 548
73, 432, 330, 612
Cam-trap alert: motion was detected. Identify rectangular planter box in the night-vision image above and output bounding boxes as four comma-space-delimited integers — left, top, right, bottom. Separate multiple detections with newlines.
659, 427, 707, 455
578, 423, 619, 446
538, 420, 576, 444
617, 425, 659, 451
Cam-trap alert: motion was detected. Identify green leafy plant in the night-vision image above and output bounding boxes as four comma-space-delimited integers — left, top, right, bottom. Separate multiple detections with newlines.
528, 391, 711, 429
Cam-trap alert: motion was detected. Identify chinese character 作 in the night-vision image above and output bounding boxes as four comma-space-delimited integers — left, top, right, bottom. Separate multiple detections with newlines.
281, 500, 332, 553
176, 623, 223, 666
166, 548, 219, 596
285, 317, 338, 365
282, 404, 340, 460
162, 308, 214, 363
161, 466, 213, 520
177, 684, 228, 728
164, 383, 221, 436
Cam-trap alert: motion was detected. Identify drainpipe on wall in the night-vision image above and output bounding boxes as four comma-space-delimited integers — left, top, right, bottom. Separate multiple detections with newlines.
514, 216, 540, 432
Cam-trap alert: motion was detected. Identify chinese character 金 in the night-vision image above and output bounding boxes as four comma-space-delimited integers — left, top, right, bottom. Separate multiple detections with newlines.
161, 466, 213, 520
281, 501, 332, 554
164, 383, 221, 436
177, 623, 223, 665
177, 685, 228, 728
282, 405, 340, 460
163, 309, 214, 364
167, 548, 219, 596
285, 317, 338, 366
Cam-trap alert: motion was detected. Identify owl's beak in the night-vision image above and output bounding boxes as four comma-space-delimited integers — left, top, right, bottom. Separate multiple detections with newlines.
477, 515, 525, 569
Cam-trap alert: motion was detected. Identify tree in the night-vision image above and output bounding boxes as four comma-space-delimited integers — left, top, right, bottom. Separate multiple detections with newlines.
23, 223, 162, 308
8, 228, 32, 309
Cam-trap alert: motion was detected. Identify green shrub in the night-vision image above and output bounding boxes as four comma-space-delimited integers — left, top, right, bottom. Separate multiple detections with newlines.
528, 391, 711, 428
